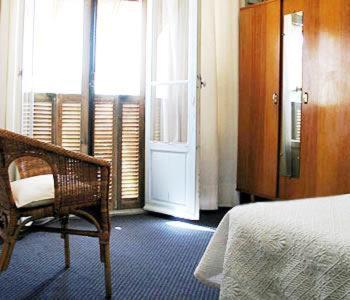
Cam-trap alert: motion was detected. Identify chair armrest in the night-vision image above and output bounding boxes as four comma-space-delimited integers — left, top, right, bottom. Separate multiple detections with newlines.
51, 157, 111, 212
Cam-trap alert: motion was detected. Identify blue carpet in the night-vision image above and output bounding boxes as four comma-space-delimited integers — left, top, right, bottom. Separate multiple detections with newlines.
0, 214, 220, 299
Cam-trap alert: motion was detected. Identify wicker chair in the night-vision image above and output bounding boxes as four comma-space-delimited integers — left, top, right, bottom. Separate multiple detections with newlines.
0, 129, 112, 298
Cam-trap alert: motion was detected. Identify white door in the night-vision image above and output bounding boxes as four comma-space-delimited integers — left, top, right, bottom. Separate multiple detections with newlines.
144, 0, 200, 220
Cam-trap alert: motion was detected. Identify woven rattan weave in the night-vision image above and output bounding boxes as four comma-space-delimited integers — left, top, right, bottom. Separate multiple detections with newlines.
0, 129, 112, 298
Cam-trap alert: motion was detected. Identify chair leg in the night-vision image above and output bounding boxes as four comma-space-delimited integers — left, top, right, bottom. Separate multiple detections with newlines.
0, 238, 16, 272
101, 241, 112, 299
100, 243, 105, 263
61, 216, 70, 269
0, 241, 10, 271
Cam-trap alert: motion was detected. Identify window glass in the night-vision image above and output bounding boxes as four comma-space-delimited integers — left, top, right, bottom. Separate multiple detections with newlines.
95, 0, 143, 95
31, 0, 84, 94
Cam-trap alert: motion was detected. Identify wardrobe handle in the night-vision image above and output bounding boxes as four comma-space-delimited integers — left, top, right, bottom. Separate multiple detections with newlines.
303, 92, 309, 104
272, 93, 279, 105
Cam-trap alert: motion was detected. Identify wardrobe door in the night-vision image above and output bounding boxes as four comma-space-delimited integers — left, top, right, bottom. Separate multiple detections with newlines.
279, 0, 350, 198
237, 0, 281, 198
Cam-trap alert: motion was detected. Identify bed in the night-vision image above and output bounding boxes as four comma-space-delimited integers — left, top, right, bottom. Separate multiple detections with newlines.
195, 195, 350, 299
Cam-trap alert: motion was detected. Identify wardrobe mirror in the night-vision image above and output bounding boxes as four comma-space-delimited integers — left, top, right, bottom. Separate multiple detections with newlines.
280, 11, 303, 178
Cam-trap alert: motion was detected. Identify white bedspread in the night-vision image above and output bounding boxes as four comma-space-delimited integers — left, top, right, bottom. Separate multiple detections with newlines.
195, 195, 350, 299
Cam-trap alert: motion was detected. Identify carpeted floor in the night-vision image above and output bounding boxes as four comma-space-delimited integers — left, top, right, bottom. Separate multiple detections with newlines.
0, 211, 225, 299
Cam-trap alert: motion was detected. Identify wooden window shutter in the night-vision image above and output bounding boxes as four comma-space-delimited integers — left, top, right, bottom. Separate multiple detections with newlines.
93, 96, 116, 204
32, 93, 54, 143
57, 95, 82, 152
31, 93, 82, 151
116, 96, 144, 210
28, 93, 145, 211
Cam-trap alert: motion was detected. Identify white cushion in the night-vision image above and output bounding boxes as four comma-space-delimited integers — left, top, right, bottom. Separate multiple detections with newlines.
10, 174, 55, 208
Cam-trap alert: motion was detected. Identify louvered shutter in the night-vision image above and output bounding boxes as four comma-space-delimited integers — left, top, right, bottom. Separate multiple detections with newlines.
24, 93, 145, 211
30, 94, 82, 150
32, 93, 54, 143
116, 97, 144, 209
94, 96, 115, 202
58, 95, 82, 152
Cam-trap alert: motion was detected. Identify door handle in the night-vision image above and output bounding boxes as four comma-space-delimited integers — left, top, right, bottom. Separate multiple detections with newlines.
272, 93, 279, 105
303, 92, 309, 104
197, 75, 206, 89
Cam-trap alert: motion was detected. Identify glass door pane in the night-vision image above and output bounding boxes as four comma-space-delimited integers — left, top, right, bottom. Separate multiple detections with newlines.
151, 84, 188, 143
152, 0, 189, 82
150, 0, 190, 144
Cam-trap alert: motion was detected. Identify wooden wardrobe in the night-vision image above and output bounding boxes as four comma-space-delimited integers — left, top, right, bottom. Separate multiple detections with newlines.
237, 0, 350, 200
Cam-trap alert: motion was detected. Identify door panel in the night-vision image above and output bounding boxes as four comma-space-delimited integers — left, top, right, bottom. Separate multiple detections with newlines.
144, 0, 199, 220
151, 151, 187, 205
151, 152, 170, 202
237, 0, 281, 198
279, 0, 350, 199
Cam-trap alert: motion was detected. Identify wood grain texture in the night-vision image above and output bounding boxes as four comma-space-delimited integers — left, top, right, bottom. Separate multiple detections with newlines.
279, 0, 350, 199
240, 0, 278, 11
283, 0, 304, 14
237, 0, 281, 198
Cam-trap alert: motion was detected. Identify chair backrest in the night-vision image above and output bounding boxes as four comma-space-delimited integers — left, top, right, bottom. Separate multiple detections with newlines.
0, 135, 17, 210
0, 130, 53, 210
0, 128, 110, 213
16, 157, 52, 179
